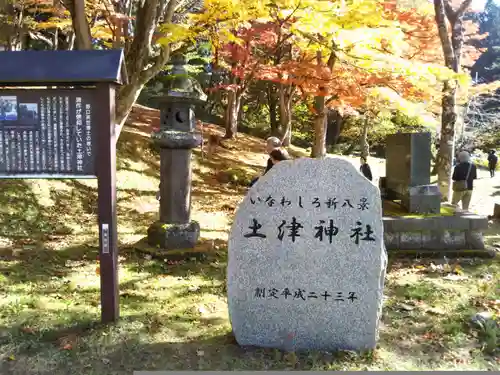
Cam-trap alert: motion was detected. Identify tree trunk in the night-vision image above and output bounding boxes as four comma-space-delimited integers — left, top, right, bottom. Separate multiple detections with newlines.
311, 50, 335, 158
116, 81, 146, 125
436, 81, 457, 200
433, 0, 472, 201
64, 0, 179, 136
53, 28, 59, 50
67, 31, 75, 50
65, 0, 93, 50
3, 2, 25, 51
281, 111, 292, 147
269, 103, 279, 136
311, 96, 327, 157
360, 117, 370, 159
326, 109, 344, 146
224, 90, 242, 139
268, 84, 280, 136
279, 84, 293, 147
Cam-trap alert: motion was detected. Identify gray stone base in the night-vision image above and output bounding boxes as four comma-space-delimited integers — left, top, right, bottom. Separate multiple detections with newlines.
388, 248, 497, 258
147, 220, 200, 250
404, 185, 441, 214
132, 237, 209, 261
383, 214, 490, 254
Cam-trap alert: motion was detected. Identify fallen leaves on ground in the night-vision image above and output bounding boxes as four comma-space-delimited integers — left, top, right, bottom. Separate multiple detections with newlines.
20, 327, 35, 334
443, 274, 469, 281
58, 334, 78, 351
395, 302, 415, 311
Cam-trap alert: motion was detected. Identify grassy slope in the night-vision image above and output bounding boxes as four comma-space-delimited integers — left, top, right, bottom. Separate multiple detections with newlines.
0, 105, 498, 374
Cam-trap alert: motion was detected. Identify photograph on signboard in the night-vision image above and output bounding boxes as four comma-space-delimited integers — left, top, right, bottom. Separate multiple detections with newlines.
0, 96, 18, 121
18, 103, 38, 124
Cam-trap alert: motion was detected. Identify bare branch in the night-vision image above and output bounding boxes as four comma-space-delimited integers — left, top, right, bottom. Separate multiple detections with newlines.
456, 0, 473, 18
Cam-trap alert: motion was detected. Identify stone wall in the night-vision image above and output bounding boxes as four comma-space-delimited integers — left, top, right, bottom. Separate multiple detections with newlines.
383, 214, 489, 250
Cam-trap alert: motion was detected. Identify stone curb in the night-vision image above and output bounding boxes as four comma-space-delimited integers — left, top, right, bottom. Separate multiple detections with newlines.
384, 230, 485, 250
383, 215, 489, 233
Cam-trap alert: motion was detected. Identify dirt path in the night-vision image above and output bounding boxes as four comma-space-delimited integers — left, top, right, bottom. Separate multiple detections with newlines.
332, 155, 499, 216
468, 167, 500, 216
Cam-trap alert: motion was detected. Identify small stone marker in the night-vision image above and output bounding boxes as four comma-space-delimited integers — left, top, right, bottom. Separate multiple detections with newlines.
227, 157, 388, 351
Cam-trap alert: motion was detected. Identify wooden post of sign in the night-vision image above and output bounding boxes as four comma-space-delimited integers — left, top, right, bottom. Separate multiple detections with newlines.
96, 83, 119, 323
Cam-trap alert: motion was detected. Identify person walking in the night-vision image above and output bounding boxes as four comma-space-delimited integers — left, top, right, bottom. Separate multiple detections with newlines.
359, 156, 373, 181
451, 150, 477, 212
487, 150, 498, 178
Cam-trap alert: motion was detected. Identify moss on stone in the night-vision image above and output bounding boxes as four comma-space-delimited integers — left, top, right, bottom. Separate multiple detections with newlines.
134, 238, 209, 260
383, 200, 455, 218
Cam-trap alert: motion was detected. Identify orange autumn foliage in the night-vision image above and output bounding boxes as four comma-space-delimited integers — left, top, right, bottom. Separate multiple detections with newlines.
212, 3, 450, 114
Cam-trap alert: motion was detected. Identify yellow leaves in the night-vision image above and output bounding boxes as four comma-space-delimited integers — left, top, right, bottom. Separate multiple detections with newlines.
365, 86, 438, 128
216, 28, 245, 45
334, 0, 389, 29
91, 25, 114, 40
193, 0, 459, 117
27, 15, 72, 31
22, 0, 71, 30
456, 71, 472, 87
156, 24, 195, 45
335, 27, 407, 54
190, 0, 268, 27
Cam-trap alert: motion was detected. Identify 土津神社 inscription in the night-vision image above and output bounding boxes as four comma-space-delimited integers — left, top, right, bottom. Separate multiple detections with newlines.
0, 90, 95, 176
243, 217, 375, 244
227, 157, 388, 352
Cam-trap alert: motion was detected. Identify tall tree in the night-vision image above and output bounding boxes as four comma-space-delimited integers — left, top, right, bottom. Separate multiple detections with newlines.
213, 23, 288, 138
433, 0, 473, 201
63, 0, 199, 139
194, 0, 461, 153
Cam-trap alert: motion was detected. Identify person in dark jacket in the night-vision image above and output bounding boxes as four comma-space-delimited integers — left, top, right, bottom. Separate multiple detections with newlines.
264, 137, 282, 173
249, 137, 283, 187
268, 148, 290, 169
488, 150, 498, 178
360, 157, 373, 181
452, 150, 477, 212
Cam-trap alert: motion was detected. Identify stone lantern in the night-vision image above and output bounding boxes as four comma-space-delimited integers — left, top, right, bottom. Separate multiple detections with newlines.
147, 54, 206, 250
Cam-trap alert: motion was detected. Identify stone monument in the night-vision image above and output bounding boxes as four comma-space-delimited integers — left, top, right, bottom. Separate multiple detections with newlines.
385, 132, 441, 214
147, 55, 206, 250
227, 157, 388, 351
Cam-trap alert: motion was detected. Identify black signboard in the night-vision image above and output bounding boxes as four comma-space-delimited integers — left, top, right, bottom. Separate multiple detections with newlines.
0, 89, 95, 177
0, 49, 124, 324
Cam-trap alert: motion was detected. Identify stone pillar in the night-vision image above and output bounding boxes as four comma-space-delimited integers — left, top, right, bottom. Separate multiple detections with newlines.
147, 55, 204, 250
